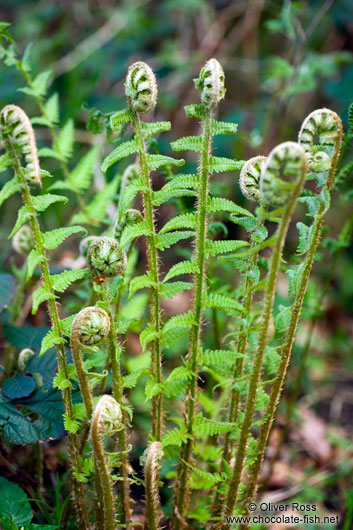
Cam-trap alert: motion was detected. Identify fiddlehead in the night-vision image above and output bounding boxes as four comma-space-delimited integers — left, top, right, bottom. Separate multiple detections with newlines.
222, 142, 308, 527
113, 208, 143, 242
239, 155, 266, 202
17, 348, 34, 372
260, 141, 307, 207
299, 108, 342, 177
144, 442, 163, 530
1, 104, 41, 186
70, 307, 110, 416
87, 237, 127, 280
90, 395, 122, 530
194, 57, 226, 109
125, 61, 158, 114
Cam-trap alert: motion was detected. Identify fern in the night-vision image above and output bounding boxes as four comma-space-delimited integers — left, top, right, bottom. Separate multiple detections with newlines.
147, 154, 184, 171
205, 239, 249, 257
43, 226, 87, 250
101, 139, 138, 173
160, 281, 192, 300
171, 135, 203, 152
159, 213, 197, 234
156, 230, 195, 250
163, 260, 198, 282
162, 174, 200, 192
51, 268, 90, 293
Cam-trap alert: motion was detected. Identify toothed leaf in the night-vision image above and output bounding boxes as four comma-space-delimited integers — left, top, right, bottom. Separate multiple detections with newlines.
43, 226, 86, 250
171, 136, 202, 152
51, 268, 90, 293
163, 260, 198, 282
159, 213, 197, 234
156, 230, 195, 250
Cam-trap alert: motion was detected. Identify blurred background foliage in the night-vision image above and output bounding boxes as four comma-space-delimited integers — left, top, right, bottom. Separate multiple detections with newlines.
1, 0, 353, 526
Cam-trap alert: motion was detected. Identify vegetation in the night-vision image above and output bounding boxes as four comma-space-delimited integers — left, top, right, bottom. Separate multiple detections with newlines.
0, 2, 353, 529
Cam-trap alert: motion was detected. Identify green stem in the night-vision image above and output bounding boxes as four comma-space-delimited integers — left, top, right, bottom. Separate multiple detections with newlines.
222, 169, 306, 526
239, 146, 342, 527
131, 112, 163, 441
105, 304, 131, 528
4, 136, 89, 529
91, 413, 117, 530
171, 109, 212, 530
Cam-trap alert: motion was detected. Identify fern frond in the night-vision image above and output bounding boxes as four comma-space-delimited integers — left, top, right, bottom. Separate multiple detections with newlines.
51, 268, 90, 293
209, 156, 244, 174
156, 230, 195, 250
57, 119, 74, 161
200, 349, 242, 365
123, 368, 148, 389
140, 324, 159, 351
161, 311, 195, 335
160, 281, 192, 300
32, 286, 56, 314
32, 193, 68, 212
40, 328, 65, 357
152, 188, 197, 206
120, 220, 152, 248
0, 177, 22, 206
110, 108, 133, 129
207, 197, 253, 217
161, 427, 190, 448
101, 139, 138, 173
162, 174, 200, 192
117, 177, 146, 220
193, 415, 236, 436
70, 177, 118, 226
205, 239, 249, 257
166, 366, 194, 383
141, 121, 171, 137
43, 226, 86, 250
184, 104, 205, 119
26, 248, 45, 280
147, 154, 184, 171
170, 136, 202, 152
9, 206, 31, 238
205, 293, 245, 314
159, 213, 197, 234
163, 260, 198, 282
69, 145, 99, 193
211, 121, 238, 136
129, 272, 157, 299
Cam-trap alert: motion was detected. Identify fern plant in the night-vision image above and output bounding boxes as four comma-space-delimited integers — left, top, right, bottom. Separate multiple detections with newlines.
0, 48, 350, 530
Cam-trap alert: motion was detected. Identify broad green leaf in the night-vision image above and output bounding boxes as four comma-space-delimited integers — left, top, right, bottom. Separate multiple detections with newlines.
0, 477, 32, 525
2, 374, 36, 399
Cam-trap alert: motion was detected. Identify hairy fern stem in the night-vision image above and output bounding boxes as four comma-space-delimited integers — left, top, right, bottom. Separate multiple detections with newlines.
131, 112, 163, 441
3, 134, 89, 529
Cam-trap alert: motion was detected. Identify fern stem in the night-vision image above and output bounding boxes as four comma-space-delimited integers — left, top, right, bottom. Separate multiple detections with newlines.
3, 136, 89, 529
144, 441, 163, 530
239, 141, 342, 529
172, 109, 212, 529
105, 304, 132, 528
131, 112, 163, 441
221, 163, 307, 527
